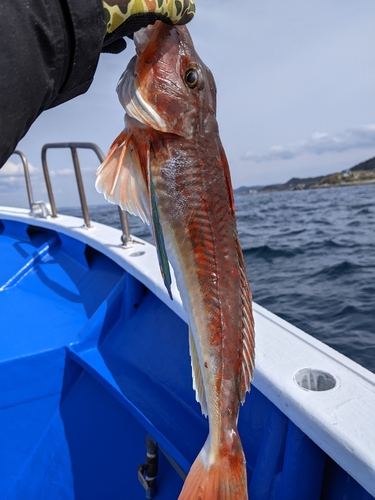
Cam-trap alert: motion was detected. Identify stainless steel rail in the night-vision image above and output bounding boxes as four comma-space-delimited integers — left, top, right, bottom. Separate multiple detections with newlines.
41, 142, 132, 246
13, 150, 35, 209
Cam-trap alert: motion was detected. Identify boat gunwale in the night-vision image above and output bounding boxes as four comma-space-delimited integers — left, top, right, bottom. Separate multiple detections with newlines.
1, 205, 374, 497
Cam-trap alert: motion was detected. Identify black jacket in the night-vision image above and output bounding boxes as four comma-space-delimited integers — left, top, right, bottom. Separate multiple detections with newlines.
0, 0, 104, 167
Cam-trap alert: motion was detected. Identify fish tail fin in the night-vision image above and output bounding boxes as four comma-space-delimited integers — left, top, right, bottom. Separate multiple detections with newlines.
178, 436, 248, 500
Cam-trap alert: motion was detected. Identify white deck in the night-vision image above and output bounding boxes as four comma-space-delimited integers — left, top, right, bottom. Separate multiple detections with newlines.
1, 206, 374, 497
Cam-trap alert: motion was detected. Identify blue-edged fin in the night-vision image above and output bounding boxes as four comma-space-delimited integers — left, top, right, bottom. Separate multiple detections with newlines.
149, 166, 173, 299
95, 129, 150, 225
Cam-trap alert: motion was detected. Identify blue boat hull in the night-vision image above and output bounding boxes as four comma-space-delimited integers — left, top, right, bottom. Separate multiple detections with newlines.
0, 217, 373, 499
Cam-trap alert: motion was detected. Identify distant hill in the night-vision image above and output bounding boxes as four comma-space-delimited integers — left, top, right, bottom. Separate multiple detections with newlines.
350, 156, 375, 172
282, 175, 325, 188
234, 185, 265, 194
237, 156, 375, 194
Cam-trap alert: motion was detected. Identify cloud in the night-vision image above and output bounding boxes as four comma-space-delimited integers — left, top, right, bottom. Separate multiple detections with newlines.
0, 158, 101, 207
1, 160, 38, 176
0, 161, 40, 191
50, 168, 74, 177
48, 166, 97, 177
242, 124, 375, 162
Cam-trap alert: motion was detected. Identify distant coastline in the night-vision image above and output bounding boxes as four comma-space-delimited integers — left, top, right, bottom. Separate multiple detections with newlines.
236, 156, 375, 194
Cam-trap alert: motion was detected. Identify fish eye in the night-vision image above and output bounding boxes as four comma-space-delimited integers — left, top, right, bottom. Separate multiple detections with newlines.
185, 68, 199, 89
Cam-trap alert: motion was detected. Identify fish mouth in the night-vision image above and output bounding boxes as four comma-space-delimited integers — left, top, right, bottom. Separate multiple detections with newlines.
116, 31, 168, 132
133, 24, 156, 55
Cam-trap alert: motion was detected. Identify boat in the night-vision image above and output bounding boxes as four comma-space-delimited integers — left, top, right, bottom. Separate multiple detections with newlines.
1, 143, 374, 499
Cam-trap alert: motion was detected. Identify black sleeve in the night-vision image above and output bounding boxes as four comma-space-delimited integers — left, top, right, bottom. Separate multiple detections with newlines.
0, 0, 105, 167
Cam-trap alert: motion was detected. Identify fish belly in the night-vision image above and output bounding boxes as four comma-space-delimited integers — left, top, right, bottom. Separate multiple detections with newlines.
151, 138, 244, 437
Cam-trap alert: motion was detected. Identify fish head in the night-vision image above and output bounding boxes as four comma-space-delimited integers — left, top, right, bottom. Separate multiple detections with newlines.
117, 21, 218, 138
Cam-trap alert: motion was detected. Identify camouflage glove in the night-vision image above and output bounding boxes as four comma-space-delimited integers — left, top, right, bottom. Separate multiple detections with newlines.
102, 0, 195, 54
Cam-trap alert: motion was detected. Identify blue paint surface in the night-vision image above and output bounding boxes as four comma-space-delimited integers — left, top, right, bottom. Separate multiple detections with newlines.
0, 219, 373, 499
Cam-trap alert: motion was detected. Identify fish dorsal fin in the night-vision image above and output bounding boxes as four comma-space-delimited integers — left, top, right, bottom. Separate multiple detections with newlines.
148, 146, 173, 299
237, 239, 255, 402
95, 129, 150, 225
189, 329, 208, 417
217, 138, 255, 402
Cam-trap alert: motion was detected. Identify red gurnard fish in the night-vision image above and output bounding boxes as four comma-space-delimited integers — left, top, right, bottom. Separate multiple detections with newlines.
96, 21, 255, 500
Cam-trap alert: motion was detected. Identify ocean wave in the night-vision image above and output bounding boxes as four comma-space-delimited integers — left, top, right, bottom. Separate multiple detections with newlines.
242, 244, 303, 259
311, 260, 363, 278
347, 220, 361, 227
331, 304, 363, 318
277, 228, 307, 237
355, 207, 373, 215
302, 239, 346, 251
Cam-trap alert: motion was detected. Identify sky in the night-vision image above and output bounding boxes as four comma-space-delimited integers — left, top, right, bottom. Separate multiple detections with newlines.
1, 0, 374, 208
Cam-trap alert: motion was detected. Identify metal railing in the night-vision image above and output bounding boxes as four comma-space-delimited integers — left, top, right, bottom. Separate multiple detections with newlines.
10, 151, 50, 217
33, 142, 133, 247
42, 142, 99, 226
4, 144, 133, 246
41, 142, 133, 246
13, 150, 35, 208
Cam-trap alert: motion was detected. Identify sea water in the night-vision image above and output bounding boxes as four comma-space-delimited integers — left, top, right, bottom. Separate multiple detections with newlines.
61, 183, 375, 373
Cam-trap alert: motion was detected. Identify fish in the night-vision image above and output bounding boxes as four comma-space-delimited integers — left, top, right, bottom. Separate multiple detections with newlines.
95, 21, 255, 500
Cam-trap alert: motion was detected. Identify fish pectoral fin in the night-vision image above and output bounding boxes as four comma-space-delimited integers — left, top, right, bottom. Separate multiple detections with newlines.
189, 329, 208, 417
95, 129, 151, 225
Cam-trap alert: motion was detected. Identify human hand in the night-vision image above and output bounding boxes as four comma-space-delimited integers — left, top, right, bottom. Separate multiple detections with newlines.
102, 0, 195, 53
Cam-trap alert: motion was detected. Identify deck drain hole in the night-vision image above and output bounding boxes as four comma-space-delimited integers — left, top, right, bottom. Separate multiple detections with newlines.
295, 369, 337, 391
129, 251, 145, 257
